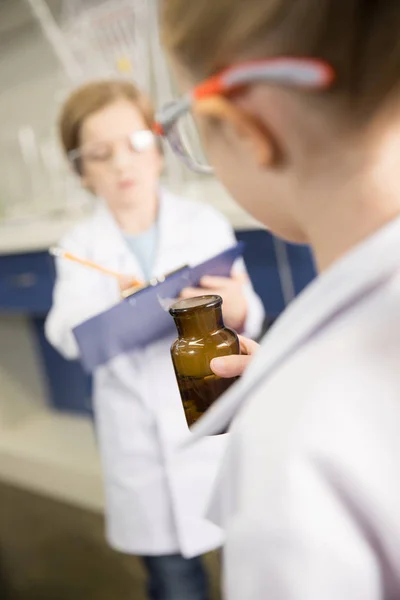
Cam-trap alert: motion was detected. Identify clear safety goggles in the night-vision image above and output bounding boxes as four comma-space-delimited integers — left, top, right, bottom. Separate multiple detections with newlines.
68, 130, 155, 172
154, 57, 334, 175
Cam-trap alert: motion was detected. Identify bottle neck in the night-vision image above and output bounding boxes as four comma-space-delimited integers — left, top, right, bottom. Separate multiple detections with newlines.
173, 306, 224, 338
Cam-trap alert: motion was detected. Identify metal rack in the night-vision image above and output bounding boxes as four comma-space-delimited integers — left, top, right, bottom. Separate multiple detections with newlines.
24, 0, 186, 189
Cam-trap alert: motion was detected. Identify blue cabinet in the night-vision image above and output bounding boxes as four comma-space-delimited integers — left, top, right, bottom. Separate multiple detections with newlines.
0, 250, 91, 415
236, 230, 316, 318
32, 317, 93, 415
0, 252, 55, 314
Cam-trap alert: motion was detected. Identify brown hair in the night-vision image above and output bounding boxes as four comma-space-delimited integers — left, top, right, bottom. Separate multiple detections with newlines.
59, 79, 156, 171
161, 0, 400, 119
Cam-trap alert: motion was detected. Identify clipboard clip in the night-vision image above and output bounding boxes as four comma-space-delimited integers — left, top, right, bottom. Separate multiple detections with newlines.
121, 265, 189, 299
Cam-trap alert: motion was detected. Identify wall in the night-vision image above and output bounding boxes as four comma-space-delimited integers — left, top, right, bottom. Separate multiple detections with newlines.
0, 0, 64, 128
0, 0, 71, 217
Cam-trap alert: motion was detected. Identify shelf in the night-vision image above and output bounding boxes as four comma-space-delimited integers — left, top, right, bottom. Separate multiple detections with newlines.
0, 215, 84, 256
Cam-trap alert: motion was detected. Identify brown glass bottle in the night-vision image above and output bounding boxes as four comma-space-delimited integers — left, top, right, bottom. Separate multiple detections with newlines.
169, 295, 240, 428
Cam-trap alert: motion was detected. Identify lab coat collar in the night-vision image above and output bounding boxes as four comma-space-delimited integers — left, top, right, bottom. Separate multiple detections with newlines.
89, 187, 181, 268
152, 188, 186, 274
188, 214, 400, 441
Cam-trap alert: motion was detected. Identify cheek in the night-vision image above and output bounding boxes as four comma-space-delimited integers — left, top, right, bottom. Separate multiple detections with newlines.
138, 149, 162, 177
202, 133, 261, 214
214, 159, 265, 219
202, 136, 305, 242
219, 166, 305, 242
83, 167, 113, 196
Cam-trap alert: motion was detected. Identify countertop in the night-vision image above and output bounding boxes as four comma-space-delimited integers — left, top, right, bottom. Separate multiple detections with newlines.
0, 180, 263, 256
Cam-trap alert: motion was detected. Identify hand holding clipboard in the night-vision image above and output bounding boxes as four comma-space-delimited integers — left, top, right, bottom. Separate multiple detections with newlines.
73, 242, 245, 373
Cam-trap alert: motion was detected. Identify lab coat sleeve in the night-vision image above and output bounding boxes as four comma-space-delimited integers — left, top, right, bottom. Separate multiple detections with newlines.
224, 456, 381, 600
235, 257, 265, 340
45, 237, 114, 360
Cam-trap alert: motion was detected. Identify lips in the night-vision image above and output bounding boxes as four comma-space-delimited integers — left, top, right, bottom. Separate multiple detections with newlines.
119, 179, 135, 189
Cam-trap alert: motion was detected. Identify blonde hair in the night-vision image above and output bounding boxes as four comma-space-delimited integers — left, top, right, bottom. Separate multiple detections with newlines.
161, 1, 400, 119
59, 79, 156, 172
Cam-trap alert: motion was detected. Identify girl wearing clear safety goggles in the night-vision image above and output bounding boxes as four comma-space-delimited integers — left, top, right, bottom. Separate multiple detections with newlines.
45, 78, 264, 600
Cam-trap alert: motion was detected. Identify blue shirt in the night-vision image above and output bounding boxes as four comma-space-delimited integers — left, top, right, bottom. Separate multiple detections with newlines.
124, 223, 158, 281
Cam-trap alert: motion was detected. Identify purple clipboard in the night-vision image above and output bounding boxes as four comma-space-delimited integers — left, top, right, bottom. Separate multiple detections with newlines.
73, 242, 245, 373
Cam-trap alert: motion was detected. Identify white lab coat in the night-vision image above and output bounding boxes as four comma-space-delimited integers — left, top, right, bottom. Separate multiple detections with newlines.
189, 214, 400, 599
45, 188, 264, 558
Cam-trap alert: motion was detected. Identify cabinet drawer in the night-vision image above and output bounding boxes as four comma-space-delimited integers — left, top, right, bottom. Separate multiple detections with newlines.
0, 251, 55, 314
32, 317, 93, 416
236, 229, 316, 318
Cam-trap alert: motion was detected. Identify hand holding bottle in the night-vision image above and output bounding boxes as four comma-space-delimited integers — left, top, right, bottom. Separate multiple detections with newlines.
180, 272, 248, 332
211, 335, 259, 378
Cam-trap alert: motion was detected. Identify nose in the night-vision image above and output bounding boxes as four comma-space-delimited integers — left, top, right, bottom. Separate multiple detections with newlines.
111, 144, 135, 172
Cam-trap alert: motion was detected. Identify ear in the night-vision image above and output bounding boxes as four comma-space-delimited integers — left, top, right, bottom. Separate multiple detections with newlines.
193, 95, 276, 167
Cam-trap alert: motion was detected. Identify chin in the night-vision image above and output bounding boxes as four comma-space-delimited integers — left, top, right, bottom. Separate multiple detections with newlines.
267, 224, 309, 245
275, 225, 309, 245
243, 205, 307, 245
222, 178, 308, 245
115, 190, 140, 209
